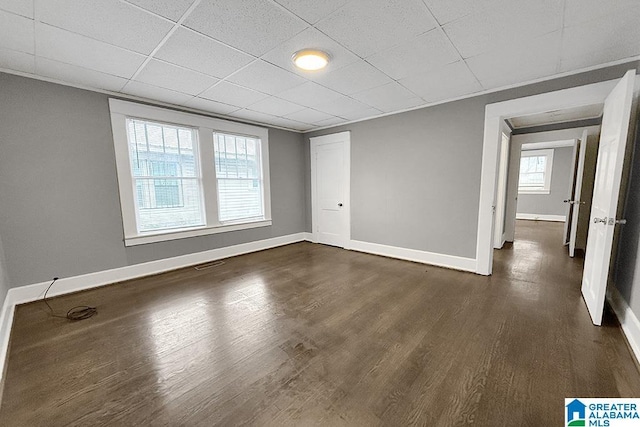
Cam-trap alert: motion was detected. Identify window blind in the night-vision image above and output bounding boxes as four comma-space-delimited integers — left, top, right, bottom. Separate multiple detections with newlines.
213, 133, 264, 222
127, 119, 205, 232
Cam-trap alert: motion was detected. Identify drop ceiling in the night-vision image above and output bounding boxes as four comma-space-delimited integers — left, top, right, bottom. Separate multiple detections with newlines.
0, 0, 638, 132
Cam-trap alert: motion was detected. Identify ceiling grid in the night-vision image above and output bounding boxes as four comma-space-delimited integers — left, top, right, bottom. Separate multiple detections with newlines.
0, 0, 637, 131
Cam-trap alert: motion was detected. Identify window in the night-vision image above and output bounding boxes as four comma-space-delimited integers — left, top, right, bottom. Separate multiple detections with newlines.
214, 133, 264, 223
128, 121, 203, 231
109, 99, 271, 246
518, 149, 554, 194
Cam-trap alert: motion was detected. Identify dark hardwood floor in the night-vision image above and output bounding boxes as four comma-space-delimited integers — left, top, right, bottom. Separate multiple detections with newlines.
1, 220, 639, 425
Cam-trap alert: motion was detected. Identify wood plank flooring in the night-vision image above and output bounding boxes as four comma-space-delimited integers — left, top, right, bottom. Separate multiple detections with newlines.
1, 220, 639, 425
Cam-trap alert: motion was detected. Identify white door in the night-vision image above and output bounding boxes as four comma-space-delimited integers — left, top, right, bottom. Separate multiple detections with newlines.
493, 131, 511, 249
563, 140, 580, 245
311, 132, 350, 248
569, 130, 589, 257
581, 70, 635, 326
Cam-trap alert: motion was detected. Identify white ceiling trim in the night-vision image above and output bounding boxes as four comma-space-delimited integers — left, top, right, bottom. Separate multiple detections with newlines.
1, 55, 638, 135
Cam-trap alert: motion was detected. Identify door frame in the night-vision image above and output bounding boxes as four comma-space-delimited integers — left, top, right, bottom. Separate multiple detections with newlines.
569, 130, 590, 257
310, 131, 351, 247
475, 76, 639, 275
563, 139, 581, 246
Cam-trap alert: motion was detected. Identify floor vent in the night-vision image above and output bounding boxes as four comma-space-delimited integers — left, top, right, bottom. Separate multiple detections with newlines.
194, 260, 225, 270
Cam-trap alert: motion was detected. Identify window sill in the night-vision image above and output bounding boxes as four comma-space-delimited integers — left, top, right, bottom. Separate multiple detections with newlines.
124, 219, 272, 247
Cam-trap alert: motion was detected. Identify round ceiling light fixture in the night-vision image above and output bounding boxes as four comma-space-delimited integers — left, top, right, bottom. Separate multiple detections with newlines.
292, 49, 329, 71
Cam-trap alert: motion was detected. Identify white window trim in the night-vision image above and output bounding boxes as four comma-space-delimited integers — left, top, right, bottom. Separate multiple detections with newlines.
518, 148, 554, 195
109, 99, 271, 246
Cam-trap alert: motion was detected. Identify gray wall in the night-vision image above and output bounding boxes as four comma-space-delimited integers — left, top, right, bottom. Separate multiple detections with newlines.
305, 61, 640, 260
0, 73, 306, 288
309, 99, 485, 258
516, 146, 575, 217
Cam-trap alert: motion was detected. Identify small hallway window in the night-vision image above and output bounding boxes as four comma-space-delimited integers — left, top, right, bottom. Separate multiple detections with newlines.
518, 149, 554, 194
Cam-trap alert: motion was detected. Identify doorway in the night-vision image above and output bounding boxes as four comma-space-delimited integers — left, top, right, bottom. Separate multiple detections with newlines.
508, 135, 596, 253
477, 70, 637, 326
310, 131, 351, 248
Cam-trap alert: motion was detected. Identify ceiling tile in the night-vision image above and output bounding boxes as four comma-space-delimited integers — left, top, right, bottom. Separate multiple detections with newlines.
313, 95, 371, 117
227, 60, 306, 94
267, 116, 311, 131
443, 0, 563, 58
277, 81, 343, 107
229, 108, 279, 123
35, 0, 173, 55
273, 0, 349, 24
0, 0, 34, 18
121, 81, 193, 105
466, 31, 561, 90
313, 116, 348, 128
0, 47, 34, 73
367, 29, 460, 80
134, 59, 218, 96
183, 0, 308, 56
315, 0, 437, 57
200, 81, 268, 107
559, 51, 638, 74
564, 0, 639, 27
560, 6, 640, 72
399, 60, 482, 102
35, 23, 146, 78
183, 97, 240, 114
339, 106, 384, 121
125, 0, 195, 21
283, 108, 333, 124
247, 96, 304, 116
0, 9, 34, 54
155, 28, 254, 79
351, 82, 423, 113
314, 60, 392, 95
35, 57, 128, 91
421, 0, 506, 25
260, 27, 359, 79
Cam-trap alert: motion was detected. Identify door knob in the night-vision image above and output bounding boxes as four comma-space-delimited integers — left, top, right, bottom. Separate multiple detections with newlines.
608, 218, 627, 225
338, 203, 343, 207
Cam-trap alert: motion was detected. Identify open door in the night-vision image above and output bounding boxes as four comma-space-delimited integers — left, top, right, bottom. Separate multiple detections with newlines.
568, 130, 589, 257
563, 140, 579, 245
581, 70, 635, 326
493, 131, 511, 249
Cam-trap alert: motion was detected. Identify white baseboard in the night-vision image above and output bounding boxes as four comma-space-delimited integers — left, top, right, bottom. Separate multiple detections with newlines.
302, 232, 313, 242
607, 285, 640, 366
349, 240, 477, 273
516, 213, 566, 222
0, 292, 14, 391
0, 232, 307, 383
